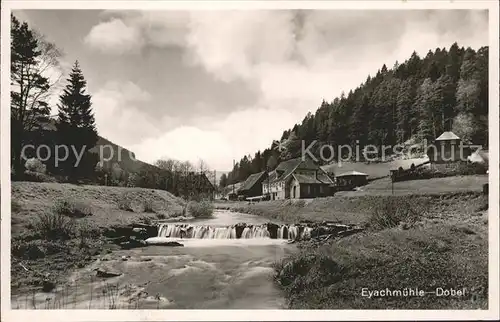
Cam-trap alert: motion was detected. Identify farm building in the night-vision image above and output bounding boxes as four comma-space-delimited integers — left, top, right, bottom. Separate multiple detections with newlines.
335, 171, 369, 190
427, 131, 473, 171
262, 157, 335, 200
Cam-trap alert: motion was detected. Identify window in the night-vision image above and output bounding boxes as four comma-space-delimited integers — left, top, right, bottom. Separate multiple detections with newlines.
320, 185, 324, 193
306, 185, 311, 194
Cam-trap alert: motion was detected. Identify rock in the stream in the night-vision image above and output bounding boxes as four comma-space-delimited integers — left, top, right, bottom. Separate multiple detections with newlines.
266, 223, 280, 239
119, 238, 147, 250
94, 268, 122, 278
234, 223, 247, 239
145, 239, 184, 247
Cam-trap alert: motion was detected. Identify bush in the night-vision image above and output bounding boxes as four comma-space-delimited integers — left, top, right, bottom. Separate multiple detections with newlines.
187, 200, 214, 218
32, 212, 77, 240
117, 193, 134, 212
156, 212, 167, 219
53, 198, 93, 218
368, 197, 425, 230
11, 239, 66, 259
138, 214, 153, 225
393, 162, 487, 182
25, 157, 46, 174
142, 199, 155, 213
23, 170, 57, 183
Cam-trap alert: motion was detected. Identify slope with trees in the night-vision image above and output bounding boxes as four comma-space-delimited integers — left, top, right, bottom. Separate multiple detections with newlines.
226, 43, 489, 184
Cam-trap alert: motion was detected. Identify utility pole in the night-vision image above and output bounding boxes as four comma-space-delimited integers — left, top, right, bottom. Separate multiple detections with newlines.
213, 169, 216, 200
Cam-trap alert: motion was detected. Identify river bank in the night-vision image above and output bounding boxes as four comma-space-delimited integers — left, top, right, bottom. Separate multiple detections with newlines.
10, 182, 186, 295
11, 181, 489, 309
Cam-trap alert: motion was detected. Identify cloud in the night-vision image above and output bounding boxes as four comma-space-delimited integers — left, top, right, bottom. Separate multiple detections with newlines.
84, 18, 144, 54
85, 11, 190, 54
92, 81, 169, 146
129, 105, 298, 170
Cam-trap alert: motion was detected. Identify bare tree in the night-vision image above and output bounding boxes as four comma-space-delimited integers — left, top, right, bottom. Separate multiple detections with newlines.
10, 15, 64, 175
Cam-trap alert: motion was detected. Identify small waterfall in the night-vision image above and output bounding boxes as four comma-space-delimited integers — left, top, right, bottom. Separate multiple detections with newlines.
157, 223, 313, 240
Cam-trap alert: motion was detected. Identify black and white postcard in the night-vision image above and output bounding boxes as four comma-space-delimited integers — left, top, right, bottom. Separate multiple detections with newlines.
1, 1, 499, 321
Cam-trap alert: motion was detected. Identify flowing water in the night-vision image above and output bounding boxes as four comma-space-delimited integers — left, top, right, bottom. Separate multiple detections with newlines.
13, 210, 297, 309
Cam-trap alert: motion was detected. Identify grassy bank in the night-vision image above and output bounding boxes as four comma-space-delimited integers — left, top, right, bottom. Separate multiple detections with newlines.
11, 182, 187, 293
216, 183, 488, 309
273, 221, 488, 309
216, 191, 486, 225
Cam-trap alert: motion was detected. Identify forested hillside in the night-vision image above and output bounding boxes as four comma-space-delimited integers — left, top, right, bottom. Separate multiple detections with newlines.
224, 43, 488, 186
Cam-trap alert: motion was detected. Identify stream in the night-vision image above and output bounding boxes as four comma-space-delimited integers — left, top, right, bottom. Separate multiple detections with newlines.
13, 210, 296, 309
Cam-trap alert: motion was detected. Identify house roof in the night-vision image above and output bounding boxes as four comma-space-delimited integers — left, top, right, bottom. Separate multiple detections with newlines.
335, 170, 368, 178
292, 173, 333, 185
436, 131, 460, 141
269, 157, 320, 183
239, 171, 267, 191
222, 181, 244, 195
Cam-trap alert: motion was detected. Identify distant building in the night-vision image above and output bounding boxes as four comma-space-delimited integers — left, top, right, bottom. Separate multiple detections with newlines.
427, 131, 473, 171
262, 157, 335, 200
176, 172, 215, 200
335, 171, 368, 190
220, 181, 244, 200
238, 171, 268, 199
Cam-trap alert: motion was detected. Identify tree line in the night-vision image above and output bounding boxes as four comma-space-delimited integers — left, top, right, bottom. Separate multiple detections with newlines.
223, 43, 488, 187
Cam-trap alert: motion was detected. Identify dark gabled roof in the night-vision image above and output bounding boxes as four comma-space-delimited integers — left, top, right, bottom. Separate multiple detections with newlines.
316, 171, 334, 184
269, 157, 320, 183
291, 174, 326, 184
239, 171, 267, 192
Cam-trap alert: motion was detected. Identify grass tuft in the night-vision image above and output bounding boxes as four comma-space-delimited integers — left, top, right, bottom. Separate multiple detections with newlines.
53, 198, 92, 218
367, 197, 427, 230
117, 193, 134, 212
142, 199, 155, 213
31, 212, 77, 240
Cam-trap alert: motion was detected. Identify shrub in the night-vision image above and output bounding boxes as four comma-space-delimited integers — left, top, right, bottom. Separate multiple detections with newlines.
53, 198, 92, 218
23, 170, 57, 183
25, 158, 46, 174
117, 193, 134, 212
368, 197, 425, 230
11, 239, 65, 259
138, 214, 153, 225
187, 200, 214, 218
32, 212, 77, 240
142, 199, 155, 213
393, 162, 487, 182
156, 212, 167, 219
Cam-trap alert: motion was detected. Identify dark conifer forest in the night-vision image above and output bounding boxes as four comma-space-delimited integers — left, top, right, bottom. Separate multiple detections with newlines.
224, 43, 488, 186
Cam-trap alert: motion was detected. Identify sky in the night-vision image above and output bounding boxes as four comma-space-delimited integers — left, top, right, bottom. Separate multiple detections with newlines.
13, 9, 488, 171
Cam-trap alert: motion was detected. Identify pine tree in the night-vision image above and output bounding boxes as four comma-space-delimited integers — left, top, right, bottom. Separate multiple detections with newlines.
56, 61, 98, 182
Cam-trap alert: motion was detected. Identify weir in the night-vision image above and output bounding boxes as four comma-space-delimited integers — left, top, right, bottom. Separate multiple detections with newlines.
157, 223, 313, 240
